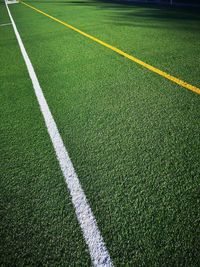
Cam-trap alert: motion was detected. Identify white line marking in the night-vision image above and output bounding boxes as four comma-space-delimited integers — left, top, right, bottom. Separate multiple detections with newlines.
0, 22, 12, 26
5, 2, 113, 266
6, 0, 19, 4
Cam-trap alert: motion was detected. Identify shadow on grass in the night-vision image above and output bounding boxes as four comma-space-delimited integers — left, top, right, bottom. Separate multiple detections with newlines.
27, 0, 200, 31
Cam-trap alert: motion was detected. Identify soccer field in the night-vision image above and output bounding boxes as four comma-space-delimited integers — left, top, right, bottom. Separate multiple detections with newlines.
1, 0, 200, 266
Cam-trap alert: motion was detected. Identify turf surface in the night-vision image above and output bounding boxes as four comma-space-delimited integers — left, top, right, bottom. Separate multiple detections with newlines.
0, 2, 91, 266
1, 0, 200, 266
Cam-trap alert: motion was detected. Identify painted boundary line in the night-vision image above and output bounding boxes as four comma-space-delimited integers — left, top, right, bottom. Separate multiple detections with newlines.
20, 1, 200, 95
5, 1, 113, 266
0, 22, 12, 26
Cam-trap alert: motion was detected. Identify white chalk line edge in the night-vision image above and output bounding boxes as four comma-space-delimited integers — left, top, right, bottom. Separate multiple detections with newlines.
5, 1, 113, 266
0, 22, 12, 26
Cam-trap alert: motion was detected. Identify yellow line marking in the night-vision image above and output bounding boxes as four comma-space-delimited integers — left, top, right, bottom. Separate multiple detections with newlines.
21, 0, 200, 95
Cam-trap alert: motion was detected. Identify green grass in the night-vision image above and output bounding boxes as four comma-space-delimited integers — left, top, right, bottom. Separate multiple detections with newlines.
0, 2, 91, 266
20, 0, 200, 88
1, 0, 200, 266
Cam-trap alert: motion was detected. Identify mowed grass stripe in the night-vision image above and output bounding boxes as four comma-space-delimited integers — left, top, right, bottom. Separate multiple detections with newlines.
20, 0, 200, 95
5, 1, 113, 266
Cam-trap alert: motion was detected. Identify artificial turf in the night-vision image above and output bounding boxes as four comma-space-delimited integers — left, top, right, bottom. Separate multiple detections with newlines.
0, 2, 91, 266
1, 0, 200, 266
